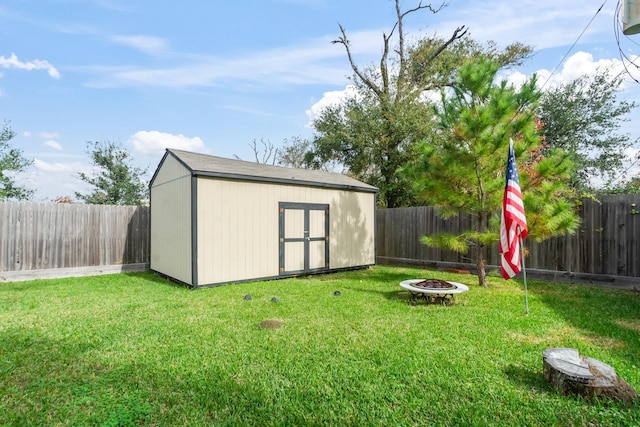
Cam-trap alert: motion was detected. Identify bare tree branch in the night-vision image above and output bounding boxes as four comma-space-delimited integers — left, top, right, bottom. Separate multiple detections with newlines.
233, 137, 278, 165
389, 0, 448, 41
252, 137, 278, 165
424, 26, 468, 66
332, 24, 383, 98
333, 0, 464, 104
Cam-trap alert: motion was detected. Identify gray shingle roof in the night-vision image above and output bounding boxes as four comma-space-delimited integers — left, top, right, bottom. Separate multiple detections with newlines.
165, 149, 378, 193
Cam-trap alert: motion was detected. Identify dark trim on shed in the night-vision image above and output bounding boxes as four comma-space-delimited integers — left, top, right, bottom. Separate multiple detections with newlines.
193, 264, 375, 289
152, 149, 378, 194
150, 148, 379, 288
192, 170, 378, 193
191, 175, 198, 286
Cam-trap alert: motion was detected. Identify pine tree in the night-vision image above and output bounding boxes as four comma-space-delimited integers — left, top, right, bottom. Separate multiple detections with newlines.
402, 58, 579, 286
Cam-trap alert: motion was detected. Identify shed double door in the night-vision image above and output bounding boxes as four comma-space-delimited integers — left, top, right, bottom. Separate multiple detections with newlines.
279, 202, 329, 275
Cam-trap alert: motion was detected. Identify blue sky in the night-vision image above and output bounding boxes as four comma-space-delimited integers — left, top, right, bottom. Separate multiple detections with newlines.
1, 0, 639, 201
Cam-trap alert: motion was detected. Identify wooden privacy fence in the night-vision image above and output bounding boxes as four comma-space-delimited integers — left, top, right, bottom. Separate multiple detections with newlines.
2, 195, 639, 283
0, 202, 149, 272
377, 195, 640, 282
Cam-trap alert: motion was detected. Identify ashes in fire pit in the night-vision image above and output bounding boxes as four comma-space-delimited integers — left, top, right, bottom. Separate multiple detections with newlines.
412, 279, 456, 290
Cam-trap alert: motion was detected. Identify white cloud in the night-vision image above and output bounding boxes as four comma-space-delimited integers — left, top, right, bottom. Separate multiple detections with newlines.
309, 52, 636, 114
90, 2, 612, 93
534, 51, 632, 89
33, 158, 84, 173
110, 35, 168, 55
26, 159, 91, 201
86, 29, 386, 89
498, 51, 640, 92
129, 130, 206, 157
622, 146, 640, 180
436, 1, 612, 51
500, 69, 530, 88
0, 53, 60, 79
44, 140, 63, 150
305, 84, 358, 125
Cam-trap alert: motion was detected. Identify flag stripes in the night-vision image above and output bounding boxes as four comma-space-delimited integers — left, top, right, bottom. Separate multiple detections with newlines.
500, 139, 528, 279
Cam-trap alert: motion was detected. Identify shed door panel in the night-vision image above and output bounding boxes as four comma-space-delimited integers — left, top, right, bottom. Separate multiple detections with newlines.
284, 242, 305, 272
279, 203, 329, 275
284, 209, 305, 239
309, 240, 325, 270
308, 209, 326, 270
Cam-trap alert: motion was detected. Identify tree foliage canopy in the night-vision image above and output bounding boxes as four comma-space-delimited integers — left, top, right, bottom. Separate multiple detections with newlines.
0, 121, 33, 201
287, 1, 534, 207
75, 141, 148, 205
408, 36, 533, 91
402, 58, 579, 286
538, 67, 638, 193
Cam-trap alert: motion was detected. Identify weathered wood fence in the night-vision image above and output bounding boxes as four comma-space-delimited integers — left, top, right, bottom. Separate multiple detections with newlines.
0, 202, 149, 272
377, 195, 640, 283
2, 195, 639, 284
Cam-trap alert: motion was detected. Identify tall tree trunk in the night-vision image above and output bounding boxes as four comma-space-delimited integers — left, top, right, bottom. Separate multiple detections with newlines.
475, 208, 488, 286
476, 242, 487, 286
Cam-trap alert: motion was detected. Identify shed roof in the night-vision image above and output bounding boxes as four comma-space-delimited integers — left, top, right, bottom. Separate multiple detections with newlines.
157, 149, 378, 193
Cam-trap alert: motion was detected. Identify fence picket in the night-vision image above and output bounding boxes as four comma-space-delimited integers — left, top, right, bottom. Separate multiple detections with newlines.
2, 196, 639, 280
0, 202, 149, 272
376, 195, 640, 279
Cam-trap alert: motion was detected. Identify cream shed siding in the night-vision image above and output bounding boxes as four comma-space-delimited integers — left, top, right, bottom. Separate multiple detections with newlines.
150, 154, 192, 284
195, 178, 375, 285
150, 149, 377, 287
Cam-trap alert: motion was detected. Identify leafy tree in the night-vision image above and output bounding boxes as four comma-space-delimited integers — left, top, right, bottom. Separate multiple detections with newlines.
604, 174, 640, 194
297, 1, 534, 207
277, 135, 343, 172
75, 141, 148, 205
0, 120, 33, 201
402, 58, 579, 286
309, 90, 436, 207
538, 67, 638, 193
295, 1, 466, 207
277, 136, 313, 169
408, 36, 533, 90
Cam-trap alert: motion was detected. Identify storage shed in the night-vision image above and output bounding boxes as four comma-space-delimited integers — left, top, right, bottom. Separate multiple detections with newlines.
150, 149, 378, 287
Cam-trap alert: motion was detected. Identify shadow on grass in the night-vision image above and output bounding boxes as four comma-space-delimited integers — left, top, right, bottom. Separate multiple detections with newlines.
358, 266, 431, 284
504, 363, 549, 394
0, 324, 273, 426
123, 270, 191, 290
0, 327, 153, 426
529, 280, 640, 369
349, 286, 408, 303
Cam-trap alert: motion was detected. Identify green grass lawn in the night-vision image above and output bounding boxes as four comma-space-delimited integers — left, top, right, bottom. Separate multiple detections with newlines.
1, 266, 638, 426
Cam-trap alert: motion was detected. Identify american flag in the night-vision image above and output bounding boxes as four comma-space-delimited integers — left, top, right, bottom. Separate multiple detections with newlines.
500, 139, 528, 279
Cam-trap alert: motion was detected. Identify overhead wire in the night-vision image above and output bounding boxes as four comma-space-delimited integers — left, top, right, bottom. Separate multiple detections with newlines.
540, 0, 608, 90
506, 2, 608, 124
538, 0, 640, 188
611, 0, 640, 185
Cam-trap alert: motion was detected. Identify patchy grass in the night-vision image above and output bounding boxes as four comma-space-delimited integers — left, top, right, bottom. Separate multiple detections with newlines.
0, 266, 638, 426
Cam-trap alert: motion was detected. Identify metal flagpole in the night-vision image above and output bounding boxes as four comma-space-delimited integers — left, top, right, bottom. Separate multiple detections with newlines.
520, 238, 529, 315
